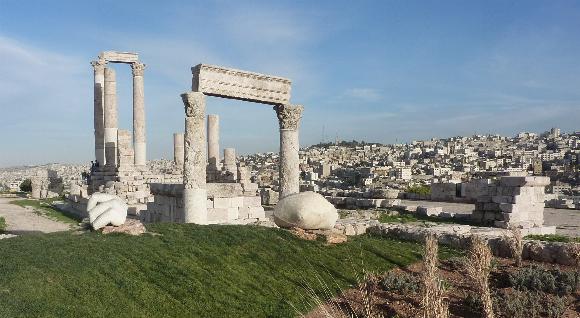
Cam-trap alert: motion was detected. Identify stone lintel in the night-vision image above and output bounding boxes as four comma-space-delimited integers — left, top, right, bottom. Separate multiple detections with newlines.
99, 51, 139, 64
191, 64, 291, 105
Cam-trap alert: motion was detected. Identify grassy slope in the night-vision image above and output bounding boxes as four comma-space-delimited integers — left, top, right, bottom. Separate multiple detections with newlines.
0, 224, 454, 317
0, 216, 5, 232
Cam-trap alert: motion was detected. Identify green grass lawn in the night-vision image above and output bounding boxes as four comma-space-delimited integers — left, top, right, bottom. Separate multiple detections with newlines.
10, 198, 81, 225
0, 216, 6, 233
0, 224, 455, 317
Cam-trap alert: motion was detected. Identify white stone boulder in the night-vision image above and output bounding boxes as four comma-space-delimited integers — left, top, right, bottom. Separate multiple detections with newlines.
273, 192, 338, 230
87, 193, 128, 230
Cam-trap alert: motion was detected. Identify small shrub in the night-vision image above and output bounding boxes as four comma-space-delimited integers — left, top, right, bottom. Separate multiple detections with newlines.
445, 256, 467, 271
407, 184, 431, 195
494, 290, 567, 318
463, 292, 483, 313
380, 271, 420, 294
509, 264, 579, 295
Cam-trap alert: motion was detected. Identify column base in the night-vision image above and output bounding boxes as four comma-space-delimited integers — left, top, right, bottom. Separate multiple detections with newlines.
134, 142, 146, 166
183, 188, 208, 224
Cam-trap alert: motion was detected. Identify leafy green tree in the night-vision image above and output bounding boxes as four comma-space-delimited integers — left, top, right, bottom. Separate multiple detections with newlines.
19, 179, 32, 192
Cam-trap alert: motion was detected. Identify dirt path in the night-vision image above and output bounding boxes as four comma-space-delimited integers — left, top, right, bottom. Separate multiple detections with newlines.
0, 197, 71, 235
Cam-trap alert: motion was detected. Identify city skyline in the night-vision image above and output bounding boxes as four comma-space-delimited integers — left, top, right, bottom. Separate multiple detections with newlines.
1, 0, 580, 167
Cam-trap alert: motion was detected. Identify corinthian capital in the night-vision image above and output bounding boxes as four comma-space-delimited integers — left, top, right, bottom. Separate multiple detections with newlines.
131, 62, 146, 76
275, 104, 304, 130
181, 92, 206, 120
90, 59, 107, 72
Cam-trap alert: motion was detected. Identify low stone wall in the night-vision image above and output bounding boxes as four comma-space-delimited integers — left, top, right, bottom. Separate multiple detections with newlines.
366, 223, 575, 266
146, 183, 266, 224
325, 196, 401, 209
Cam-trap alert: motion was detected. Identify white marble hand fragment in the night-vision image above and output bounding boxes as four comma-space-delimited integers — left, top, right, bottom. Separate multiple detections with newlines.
87, 193, 128, 230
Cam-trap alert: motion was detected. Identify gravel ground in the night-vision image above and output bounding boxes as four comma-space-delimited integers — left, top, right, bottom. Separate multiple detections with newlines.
0, 197, 71, 235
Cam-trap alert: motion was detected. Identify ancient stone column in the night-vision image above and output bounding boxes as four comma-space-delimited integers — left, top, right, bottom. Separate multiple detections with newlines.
104, 67, 118, 167
207, 114, 220, 171
91, 59, 106, 166
180, 92, 207, 224
223, 147, 237, 181
132, 62, 146, 166
274, 104, 304, 199
173, 133, 184, 168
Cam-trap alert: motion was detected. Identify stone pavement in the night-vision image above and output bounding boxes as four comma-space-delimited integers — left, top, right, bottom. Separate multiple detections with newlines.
400, 199, 580, 237
0, 197, 71, 235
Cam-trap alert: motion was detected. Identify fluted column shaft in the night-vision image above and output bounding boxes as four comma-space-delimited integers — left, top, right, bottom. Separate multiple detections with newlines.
91, 59, 106, 165
181, 92, 207, 224
132, 62, 146, 166
104, 67, 118, 167
275, 104, 304, 199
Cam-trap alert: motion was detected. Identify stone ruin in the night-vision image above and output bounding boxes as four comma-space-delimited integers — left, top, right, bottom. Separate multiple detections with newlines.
472, 176, 550, 229
83, 53, 304, 225
31, 169, 62, 199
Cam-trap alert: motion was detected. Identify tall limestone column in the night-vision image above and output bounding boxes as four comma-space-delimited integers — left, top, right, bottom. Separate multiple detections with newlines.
180, 92, 207, 224
132, 62, 146, 166
104, 67, 118, 167
274, 104, 304, 199
173, 133, 184, 168
91, 59, 106, 165
207, 114, 220, 171
223, 147, 237, 181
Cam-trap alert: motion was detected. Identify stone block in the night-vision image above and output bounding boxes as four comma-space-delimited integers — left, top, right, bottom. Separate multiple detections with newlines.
191, 64, 291, 105
230, 196, 244, 208
206, 183, 243, 198
416, 206, 442, 217
243, 196, 262, 207
249, 207, 265, 219
214, 197, 231, 209
492, 195, 513, 204
499, 176, 550, 187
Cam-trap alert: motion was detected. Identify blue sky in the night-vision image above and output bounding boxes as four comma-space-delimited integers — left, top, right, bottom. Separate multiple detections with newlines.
1, 0, 579, 167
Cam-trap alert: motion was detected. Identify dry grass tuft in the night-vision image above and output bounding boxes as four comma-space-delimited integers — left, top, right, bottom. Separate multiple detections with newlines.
421, 234, 449, 318
505, 227, 523, 267
359, 271, 381, 318
465, 236, 494, 318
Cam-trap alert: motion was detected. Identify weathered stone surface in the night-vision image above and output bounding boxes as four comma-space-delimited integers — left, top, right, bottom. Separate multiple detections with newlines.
87, 193, 128, 230
274, 191, 338, 230
275, 104, 303, 199
102, 218, 145, 235
173, 133, 184, 167
99, 51, 139, 64
499, 176, 550, 187
191, 64, 291, 105
132, 62, 146, 166
325, 232, 347, 244
416, 206, 443, 217
181, 92, 207, 224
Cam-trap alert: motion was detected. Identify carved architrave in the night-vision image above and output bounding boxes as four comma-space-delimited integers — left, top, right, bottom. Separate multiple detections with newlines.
181, 92, 206, 119
131, 62, 146, 77
275, 104, 304, 130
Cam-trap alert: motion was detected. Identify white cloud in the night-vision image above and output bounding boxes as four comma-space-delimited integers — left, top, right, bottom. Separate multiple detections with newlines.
344, 88, 383, 102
